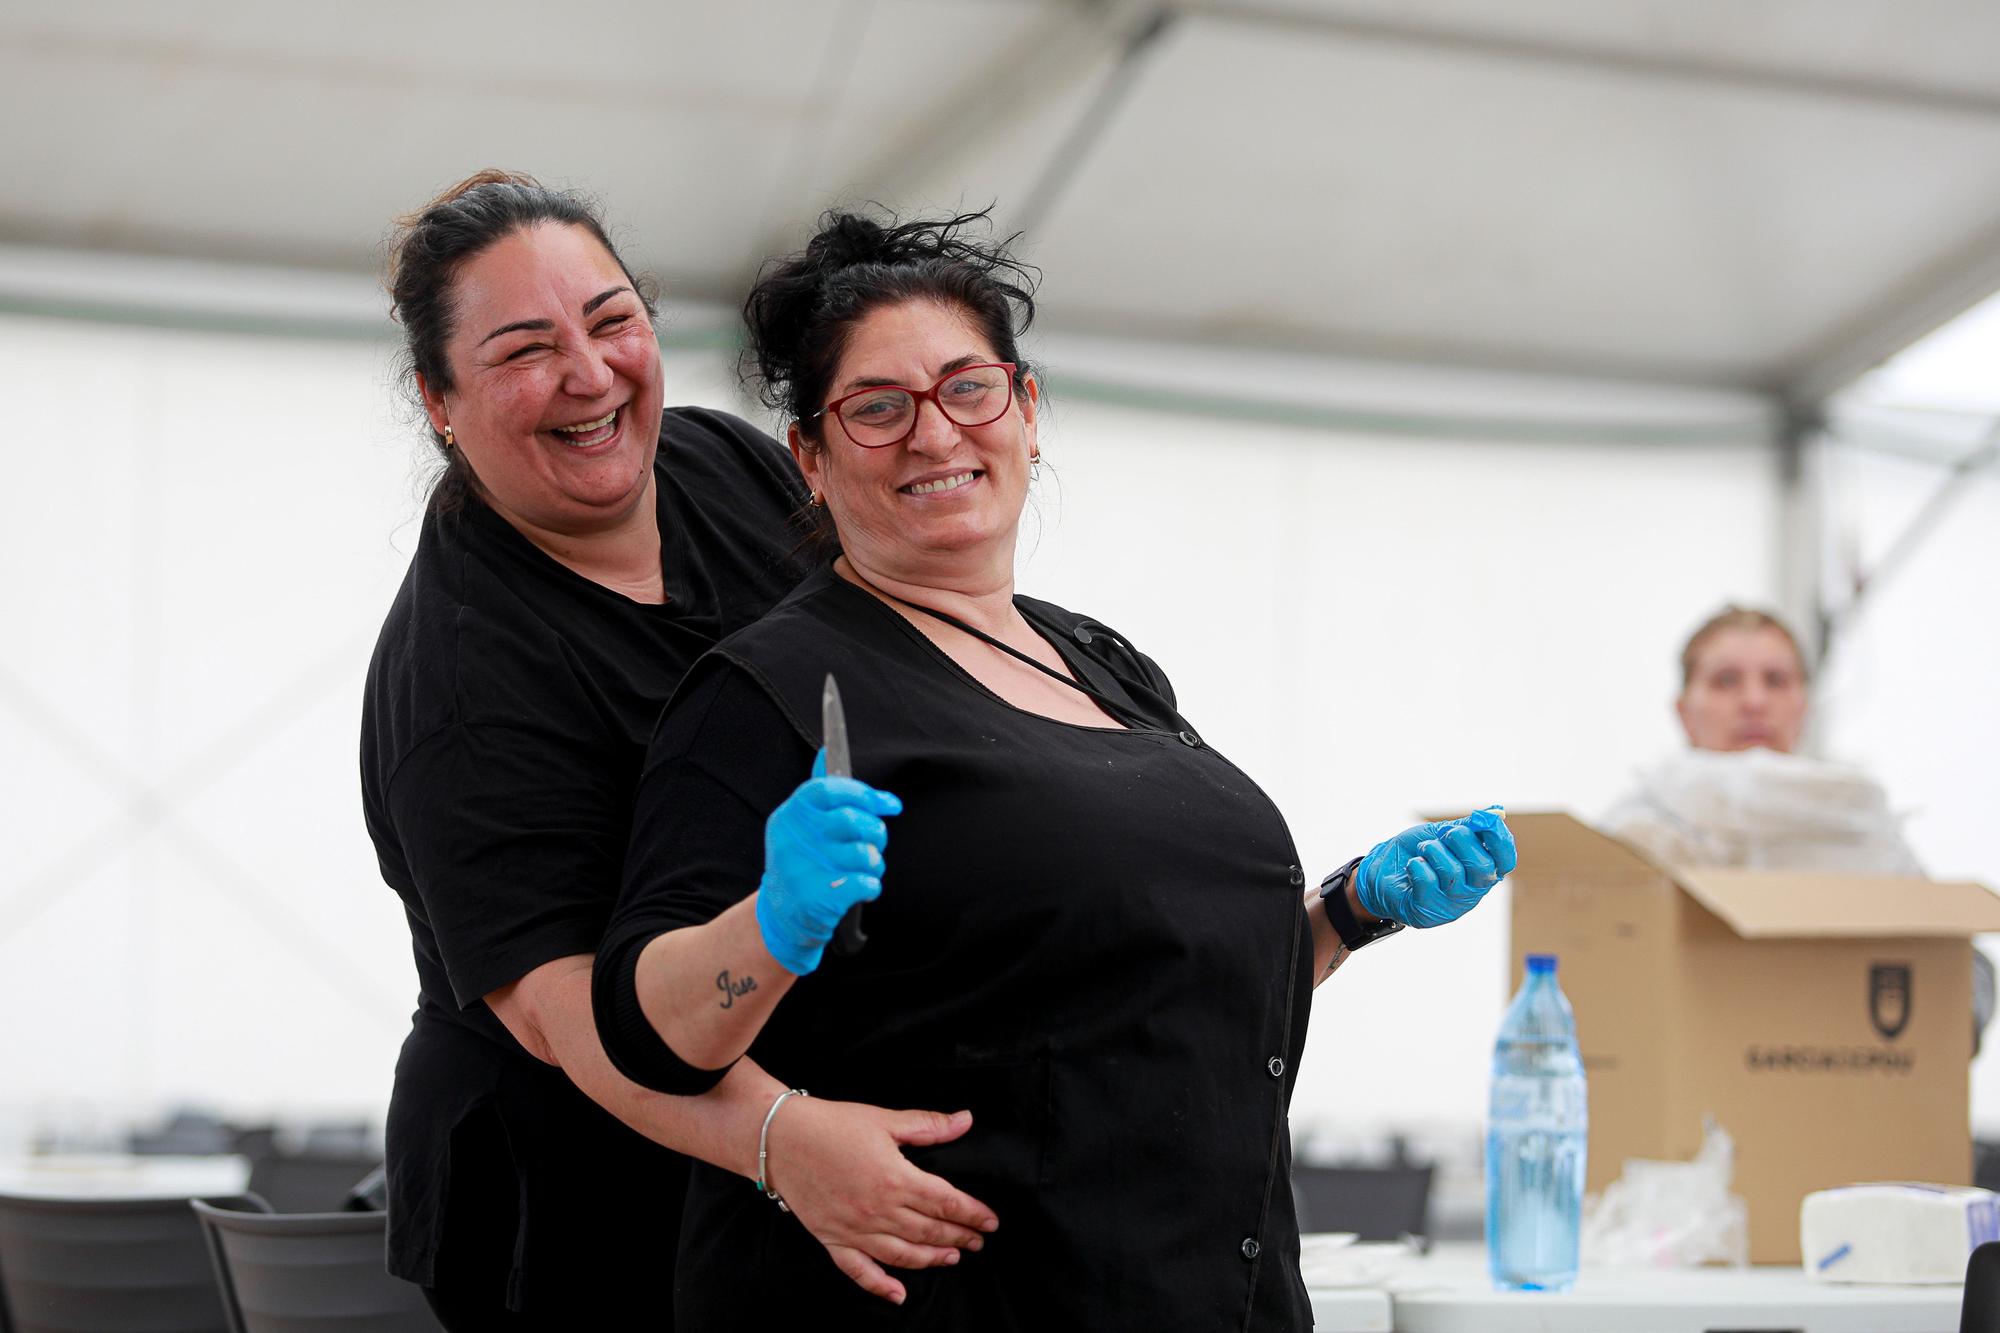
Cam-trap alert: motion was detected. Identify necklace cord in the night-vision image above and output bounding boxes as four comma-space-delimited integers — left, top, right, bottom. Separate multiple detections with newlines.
843, 567, 1142, 726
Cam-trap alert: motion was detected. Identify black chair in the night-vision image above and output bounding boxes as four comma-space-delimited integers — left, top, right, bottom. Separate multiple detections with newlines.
0, 1189, 264, 1333
1291, 1163, 1435, 1241
298, 1123, 374, 1156
247, 1154, 384, 1215
191, 1201, 441, 1333
230, 1127, 280, 1163
1974, 1140, 2000, 1195
1965, 1239, 2000, 1333
128, 1109, 235, 1157
343, 1164, 388, 1213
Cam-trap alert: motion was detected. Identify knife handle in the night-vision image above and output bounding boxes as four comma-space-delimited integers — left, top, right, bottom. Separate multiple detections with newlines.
831, 903, 868, 957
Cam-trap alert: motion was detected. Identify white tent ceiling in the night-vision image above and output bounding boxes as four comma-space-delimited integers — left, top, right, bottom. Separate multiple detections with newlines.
6, 0, 2000, 402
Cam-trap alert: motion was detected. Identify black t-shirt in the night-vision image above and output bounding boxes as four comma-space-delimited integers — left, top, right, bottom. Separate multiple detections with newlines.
359, 407, 806, 1300
597, 568, 1315, 1332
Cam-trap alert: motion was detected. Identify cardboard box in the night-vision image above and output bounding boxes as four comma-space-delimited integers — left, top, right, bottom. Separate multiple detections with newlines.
1505, 811, 2000, 1263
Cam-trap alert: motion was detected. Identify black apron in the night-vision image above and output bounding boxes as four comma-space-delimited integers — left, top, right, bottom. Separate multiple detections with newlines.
643, 571, 1316, 1331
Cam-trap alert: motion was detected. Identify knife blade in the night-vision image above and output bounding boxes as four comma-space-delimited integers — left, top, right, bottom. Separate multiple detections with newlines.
822, 673, 868, 956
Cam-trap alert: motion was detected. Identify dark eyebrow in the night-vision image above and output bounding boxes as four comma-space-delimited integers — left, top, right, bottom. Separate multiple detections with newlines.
478, 318, 553, 347
478, 287, 633, 346
841, 354, 986, 392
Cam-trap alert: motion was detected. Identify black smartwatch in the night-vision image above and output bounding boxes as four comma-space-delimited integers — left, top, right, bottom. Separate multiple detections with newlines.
1318, 857, 1405, 951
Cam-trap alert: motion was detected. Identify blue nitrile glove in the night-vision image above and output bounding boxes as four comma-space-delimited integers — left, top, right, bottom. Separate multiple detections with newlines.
754, 749, 903, 975
1354, 805, 1516, 929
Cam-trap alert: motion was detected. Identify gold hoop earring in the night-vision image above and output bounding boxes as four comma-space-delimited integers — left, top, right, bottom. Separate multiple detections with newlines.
442, 424, 455, 449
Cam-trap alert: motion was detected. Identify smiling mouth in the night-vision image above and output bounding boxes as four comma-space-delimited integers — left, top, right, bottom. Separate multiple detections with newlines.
902, 470, 981, 496
550, 408, 619, 447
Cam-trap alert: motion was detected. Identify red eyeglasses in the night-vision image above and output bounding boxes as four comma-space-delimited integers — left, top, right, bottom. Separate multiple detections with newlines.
810, 363, 1020, 449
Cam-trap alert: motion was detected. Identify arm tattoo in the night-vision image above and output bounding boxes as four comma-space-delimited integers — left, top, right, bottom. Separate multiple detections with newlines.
716, 968, 759, 1010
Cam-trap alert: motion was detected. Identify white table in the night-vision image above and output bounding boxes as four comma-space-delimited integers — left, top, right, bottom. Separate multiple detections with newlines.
0, 1153, 250, 1199
1387, 1243, 1962, 1333
1303, 1234, 1403, 1331
1309, 1283, 1395, 1332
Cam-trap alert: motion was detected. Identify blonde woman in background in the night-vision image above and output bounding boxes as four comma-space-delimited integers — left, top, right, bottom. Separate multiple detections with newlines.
1601, 605, 1993, 1048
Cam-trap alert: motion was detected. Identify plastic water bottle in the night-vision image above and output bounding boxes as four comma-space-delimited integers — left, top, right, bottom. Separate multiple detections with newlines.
1486, 952, 1588, 1292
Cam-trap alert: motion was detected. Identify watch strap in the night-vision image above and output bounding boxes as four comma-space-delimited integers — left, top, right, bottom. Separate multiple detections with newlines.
1319, 856, 1405, 951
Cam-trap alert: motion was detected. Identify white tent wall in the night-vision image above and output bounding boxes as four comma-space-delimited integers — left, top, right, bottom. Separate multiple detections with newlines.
4, 303, 1994, 1157
2, 314, 421, 1142
1814, 433, 2000, 933
1813, 353, 2000, 1136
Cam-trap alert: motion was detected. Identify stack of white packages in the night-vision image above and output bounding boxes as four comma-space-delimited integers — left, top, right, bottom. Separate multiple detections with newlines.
1801, 1184, 2000, 1283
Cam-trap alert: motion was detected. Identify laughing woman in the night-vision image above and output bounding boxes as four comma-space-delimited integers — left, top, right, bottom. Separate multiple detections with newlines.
593, 211, 1515, 1330
361, 175, 997, 1328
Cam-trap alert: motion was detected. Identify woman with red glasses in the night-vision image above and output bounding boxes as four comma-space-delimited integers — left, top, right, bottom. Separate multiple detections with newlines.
594, 210, 1514, 1329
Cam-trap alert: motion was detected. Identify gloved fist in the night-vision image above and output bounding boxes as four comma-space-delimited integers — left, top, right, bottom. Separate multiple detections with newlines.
1355, 806, 1516, 929
755, 750, 903, 976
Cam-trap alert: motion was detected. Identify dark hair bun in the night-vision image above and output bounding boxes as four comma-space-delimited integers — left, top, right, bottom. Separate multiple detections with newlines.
805, 212, 898, 271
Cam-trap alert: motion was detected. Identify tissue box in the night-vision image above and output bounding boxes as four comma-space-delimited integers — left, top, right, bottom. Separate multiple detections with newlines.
1801, 1183, 2000, 1283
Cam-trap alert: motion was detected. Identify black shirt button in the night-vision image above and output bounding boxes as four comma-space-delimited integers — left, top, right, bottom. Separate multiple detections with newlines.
1240, 1237, 1261, 1260
1179, 730, 1201, 748
1287, 864, 1304, 886
1267, 1056, 1285, 1078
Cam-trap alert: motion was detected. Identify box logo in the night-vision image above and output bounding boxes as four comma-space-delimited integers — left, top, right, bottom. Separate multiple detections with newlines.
1869, 963, 1912, 1042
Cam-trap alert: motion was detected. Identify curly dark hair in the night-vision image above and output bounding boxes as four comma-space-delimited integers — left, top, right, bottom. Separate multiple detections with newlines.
739, 207, 1040, 556
742, 207, 1039, 440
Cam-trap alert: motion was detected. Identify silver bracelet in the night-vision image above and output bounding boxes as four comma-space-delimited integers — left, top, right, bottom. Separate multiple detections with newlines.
756, 1088, 810, 1212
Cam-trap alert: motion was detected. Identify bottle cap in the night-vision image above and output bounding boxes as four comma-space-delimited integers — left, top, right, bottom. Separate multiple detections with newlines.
1525, 953, 1557, 973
